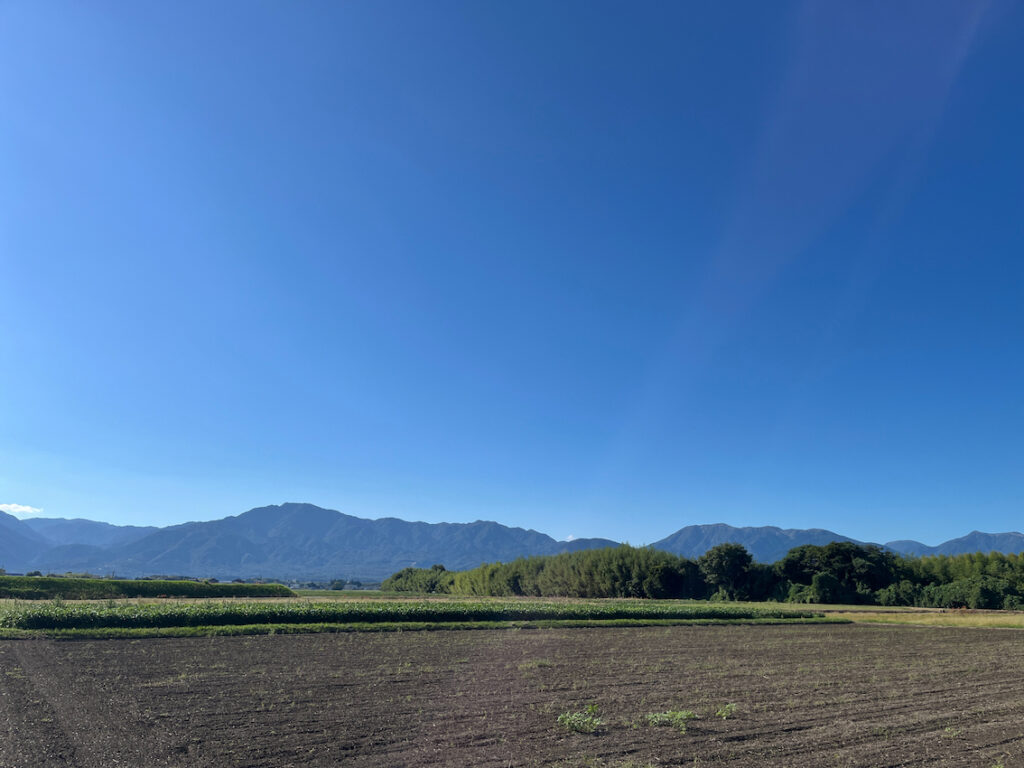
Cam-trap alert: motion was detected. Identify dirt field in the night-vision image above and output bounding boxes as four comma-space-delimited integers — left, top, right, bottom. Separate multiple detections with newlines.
2, 624, 1023, 767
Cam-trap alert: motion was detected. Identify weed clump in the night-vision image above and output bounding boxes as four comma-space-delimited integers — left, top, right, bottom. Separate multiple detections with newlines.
645, 710, 697, 732
716, 703, 737, 720
557, 704, 604, 734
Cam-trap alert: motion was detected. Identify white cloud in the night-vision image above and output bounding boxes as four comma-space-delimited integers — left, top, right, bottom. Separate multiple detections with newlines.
566, 534, 576, 542
0, 503, 44, 518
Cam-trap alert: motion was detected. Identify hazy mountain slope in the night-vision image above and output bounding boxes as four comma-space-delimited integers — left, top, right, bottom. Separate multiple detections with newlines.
883, 539, 935, 557
928, 531, 1024, 556
652, 523, 861, 563
47, 503, 618, 579
0, 511, 47, 571
29, 544, 114, 574
883, 533, 1024, 558
23, 518, 157, 549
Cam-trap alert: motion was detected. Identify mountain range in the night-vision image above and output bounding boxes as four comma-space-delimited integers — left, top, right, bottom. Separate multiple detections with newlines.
2, 503, 1023, 580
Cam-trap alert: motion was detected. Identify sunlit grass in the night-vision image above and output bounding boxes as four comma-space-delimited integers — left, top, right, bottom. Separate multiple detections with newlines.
833, 610, 1024, 629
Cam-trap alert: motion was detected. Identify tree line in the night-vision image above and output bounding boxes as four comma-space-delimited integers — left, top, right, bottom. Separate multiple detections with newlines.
381, 542, 1024, 610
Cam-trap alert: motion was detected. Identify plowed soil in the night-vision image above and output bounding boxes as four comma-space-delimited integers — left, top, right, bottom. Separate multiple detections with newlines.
2, 624, 1023, 767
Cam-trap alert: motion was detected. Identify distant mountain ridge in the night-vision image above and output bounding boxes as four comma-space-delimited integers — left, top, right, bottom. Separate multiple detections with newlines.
884, 531, 1024, 558
1, 503, 1023, 579
0, 503, 617, 580
650, 524, 864, 565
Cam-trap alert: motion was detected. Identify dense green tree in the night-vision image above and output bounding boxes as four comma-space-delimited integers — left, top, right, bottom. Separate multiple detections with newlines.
809, 571, 843, 603
698, 543, 752, 600
777, 542, 902, 604
642, 562, 683, 599
745, 562, 785, 601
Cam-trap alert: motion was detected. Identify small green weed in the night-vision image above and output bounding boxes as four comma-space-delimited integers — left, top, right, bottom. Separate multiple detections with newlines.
645, 710, 697, 733
558, 704, 604, 734
715, 703, 737, 720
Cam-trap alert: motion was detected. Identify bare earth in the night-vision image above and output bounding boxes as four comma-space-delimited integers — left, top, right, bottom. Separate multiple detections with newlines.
1, 624, 1023, 767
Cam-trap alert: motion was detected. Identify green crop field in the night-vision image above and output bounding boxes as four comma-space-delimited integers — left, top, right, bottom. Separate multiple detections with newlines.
0, 574, 294, 600
0, 597, 840, 638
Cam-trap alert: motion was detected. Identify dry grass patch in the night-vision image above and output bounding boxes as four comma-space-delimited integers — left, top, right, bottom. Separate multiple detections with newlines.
834, 610, 1024, 629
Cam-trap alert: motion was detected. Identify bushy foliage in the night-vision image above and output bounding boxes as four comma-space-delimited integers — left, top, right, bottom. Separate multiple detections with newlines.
918, 576, 1014, 609
907, 551, 1024, 586
776, 543, 904, 604
875, 579, 921, 606
381, 564, 454, 594
397, 546, 711, 599
382, 542, 1024, 610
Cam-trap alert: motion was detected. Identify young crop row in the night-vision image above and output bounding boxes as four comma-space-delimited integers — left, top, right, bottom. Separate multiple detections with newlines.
0, 599, 823, 630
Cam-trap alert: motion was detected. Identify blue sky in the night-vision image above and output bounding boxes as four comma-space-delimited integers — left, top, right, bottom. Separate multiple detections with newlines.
2, 1, 1022, 546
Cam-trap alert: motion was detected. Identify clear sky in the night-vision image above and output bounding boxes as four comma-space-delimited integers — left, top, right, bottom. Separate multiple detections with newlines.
2, 1, 1023, 546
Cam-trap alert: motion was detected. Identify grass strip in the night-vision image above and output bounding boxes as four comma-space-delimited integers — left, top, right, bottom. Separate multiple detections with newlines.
0, 600, 825, 630
13, 616, 851, 640
833, 611, 1024, 629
